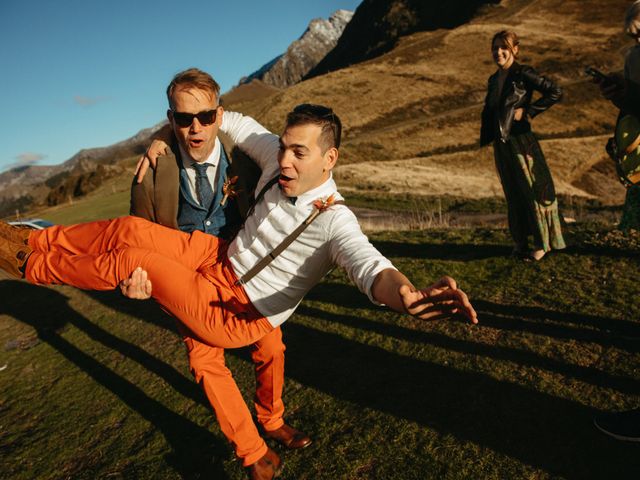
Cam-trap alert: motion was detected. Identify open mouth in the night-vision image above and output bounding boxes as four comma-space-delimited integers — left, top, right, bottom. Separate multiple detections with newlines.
189, 138, 204, 148
279, 173, 296, 189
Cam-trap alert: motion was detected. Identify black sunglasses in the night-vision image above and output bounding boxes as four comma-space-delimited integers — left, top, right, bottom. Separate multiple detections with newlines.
170, 108, 218, 128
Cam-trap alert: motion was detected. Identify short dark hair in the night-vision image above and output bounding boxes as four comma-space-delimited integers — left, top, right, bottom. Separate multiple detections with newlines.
166, 68, 220, 109
286, 104, 342, 152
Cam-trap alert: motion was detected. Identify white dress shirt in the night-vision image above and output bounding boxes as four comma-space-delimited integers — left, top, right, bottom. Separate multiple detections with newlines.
221, 111, 396, 327
179, 140, 221, 206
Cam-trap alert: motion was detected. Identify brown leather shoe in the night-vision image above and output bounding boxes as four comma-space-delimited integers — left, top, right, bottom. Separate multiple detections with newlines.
246, 447, 282, 480
0, 222, 32, 245
263, 423, 312, 449
0, 236, 32, 279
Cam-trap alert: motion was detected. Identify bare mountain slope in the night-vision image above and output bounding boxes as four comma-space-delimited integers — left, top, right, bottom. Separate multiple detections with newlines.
0, 122, 166, 218
1, 0, 629, 220
220, 79, 282, 112
225, 0, 630, 205
306, 0, 501, 79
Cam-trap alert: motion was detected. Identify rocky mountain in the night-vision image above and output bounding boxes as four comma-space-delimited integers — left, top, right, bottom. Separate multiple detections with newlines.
226, 0, 628, 206
60, 121, 167, 170
239, 9, 353, 89
306, 0, 500, 79
0, 7, 355, 219
1, 0, 630, 221
0, 121, 166, 218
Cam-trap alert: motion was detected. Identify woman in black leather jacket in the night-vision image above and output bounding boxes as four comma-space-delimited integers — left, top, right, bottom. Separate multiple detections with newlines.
480, 30, 565, 261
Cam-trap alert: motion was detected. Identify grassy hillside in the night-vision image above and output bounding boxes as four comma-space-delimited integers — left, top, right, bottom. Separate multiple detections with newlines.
3, 0, 629, 221
224, 0, 630, 206
2, 1, 639, 477
1, 223, 639, 479
1, 168, 640, 479
19, 161, 137, 225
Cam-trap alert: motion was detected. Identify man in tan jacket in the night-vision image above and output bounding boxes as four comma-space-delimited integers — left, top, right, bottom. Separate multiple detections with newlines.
124, 68, 311, 478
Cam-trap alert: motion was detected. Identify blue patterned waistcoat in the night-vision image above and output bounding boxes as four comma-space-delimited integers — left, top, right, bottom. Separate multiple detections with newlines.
176, 147, 242, 239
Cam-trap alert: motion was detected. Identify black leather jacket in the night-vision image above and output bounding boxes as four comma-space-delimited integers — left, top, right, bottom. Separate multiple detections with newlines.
480, 62, 562, 146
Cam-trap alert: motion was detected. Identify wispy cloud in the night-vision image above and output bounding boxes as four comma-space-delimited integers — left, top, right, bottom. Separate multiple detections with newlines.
16, 152, 46, 165
73, 95, 109, 107
3, 152, 47, 171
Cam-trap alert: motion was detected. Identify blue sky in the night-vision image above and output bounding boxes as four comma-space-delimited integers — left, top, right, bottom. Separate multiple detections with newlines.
0, 0, 361, 173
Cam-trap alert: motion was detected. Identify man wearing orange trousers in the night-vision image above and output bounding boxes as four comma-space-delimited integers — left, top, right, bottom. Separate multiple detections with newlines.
121, 68, 310, 475
0, 104, 478, 480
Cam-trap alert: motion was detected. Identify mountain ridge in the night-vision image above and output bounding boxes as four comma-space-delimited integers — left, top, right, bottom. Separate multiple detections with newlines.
239, 9, 354, 89
0, 0, 631, 219
306, 0, 501, 79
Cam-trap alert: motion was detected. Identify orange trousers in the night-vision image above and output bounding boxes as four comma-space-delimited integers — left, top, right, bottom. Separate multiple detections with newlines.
25, 216, 284, 465
186, 330, 285, 466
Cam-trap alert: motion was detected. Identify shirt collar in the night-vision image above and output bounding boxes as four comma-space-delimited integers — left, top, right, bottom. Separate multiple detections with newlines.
179, 137, 220, 170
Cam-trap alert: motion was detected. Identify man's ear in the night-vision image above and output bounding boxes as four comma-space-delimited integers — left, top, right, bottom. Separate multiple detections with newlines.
167, 109, 173, 122
324, 147, 339, 171
216, 105, 224, 127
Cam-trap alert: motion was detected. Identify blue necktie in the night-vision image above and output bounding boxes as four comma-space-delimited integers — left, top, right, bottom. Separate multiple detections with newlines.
193, 163, 214, 208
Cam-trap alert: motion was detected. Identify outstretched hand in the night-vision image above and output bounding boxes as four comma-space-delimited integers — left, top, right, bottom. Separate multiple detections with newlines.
399, 276, 478, 324
119, 267, 152, 300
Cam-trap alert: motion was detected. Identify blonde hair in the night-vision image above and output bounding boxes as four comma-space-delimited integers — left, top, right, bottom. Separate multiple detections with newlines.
491, 30, 520, 57
625, 1, 640, 37
166, 68, 220, 109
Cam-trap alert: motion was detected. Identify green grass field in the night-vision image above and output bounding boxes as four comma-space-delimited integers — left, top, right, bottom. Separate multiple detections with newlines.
1, 190, 639, 479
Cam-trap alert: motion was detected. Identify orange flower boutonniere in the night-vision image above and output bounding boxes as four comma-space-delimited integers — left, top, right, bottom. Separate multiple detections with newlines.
306, 194, 337, 224
313, 194, 336, 212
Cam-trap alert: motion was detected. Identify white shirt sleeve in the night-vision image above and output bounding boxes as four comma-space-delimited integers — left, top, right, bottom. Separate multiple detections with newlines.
220, 111, 280, 173
327, 206, 396, 304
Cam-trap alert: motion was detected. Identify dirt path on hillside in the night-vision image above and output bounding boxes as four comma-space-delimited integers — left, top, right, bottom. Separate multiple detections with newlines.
350, 205, 620, 233
350, 206, 508, 231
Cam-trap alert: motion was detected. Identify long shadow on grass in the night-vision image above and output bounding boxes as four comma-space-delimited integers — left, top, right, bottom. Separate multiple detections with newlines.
83, 291, 207, 407
474, 300, 640, 352
308, 282, 640, 352
0, 281, 229, 479
374, 238, 640, 261
295, 304, 640, 395
275, 321, 640, 479
563, 244, 640, 259
372, 240, 510, 261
